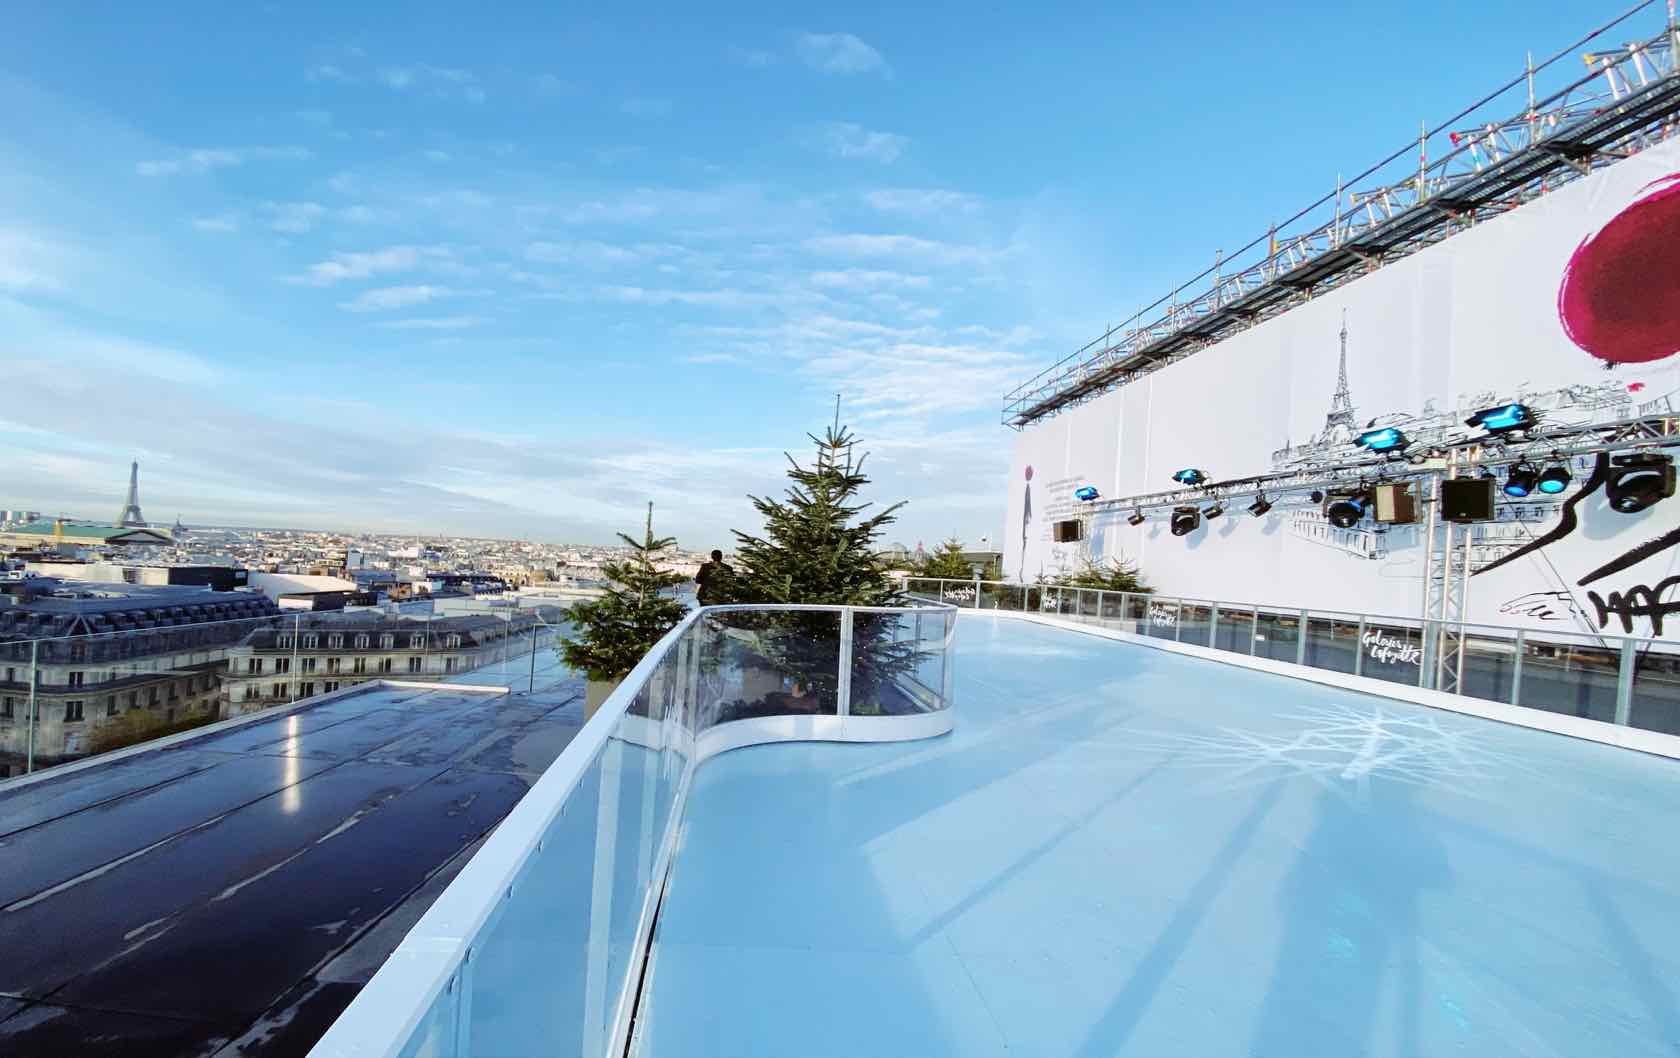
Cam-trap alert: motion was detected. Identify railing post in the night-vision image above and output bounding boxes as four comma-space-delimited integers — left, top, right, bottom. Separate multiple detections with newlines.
837, 607, 855, 718
1353, 616, 1366, 678
1296, 610, 1309, 667
1097, 590, 1107, 624
1249, 609, 1259, 656
25, 639, 38, 774
290, 613, 301, 703
1510, 629, 1524, 708
1174, 599, 1184, 641
1418, 621, 1434, 689
1210, 603, 1221, 650
972, 574, 981, 609
528, 612, 539, 693
1614, 637, 1635, 726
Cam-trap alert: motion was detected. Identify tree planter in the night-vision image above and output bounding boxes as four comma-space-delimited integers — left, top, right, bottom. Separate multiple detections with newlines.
585, 677, 622, 722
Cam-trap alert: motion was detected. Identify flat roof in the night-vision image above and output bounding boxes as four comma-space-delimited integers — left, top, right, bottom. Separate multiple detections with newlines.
0, 663, 583, 1057
634, 617, 1680, 1057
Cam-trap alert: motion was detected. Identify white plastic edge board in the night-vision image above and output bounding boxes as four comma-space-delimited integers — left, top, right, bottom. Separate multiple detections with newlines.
0, 678, 504, 793
971, 609, 1680, 762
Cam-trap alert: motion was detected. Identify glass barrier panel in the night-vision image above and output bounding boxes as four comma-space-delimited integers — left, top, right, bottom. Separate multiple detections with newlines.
1508, 631, 1620, 724
977, 582, 1019, 611
1212, 608, 1255, 654
902, 579, 941, 604
1143, 598, 1180, 641
1456, 626, 1521, 706
1630, 645, 1680, 736
396, 977, 460, 1058
1122, 593, 1151, 629
1357, 621, 1425, 687
1303, 615, 1359, 674
1179, 603, 1213, 647
1077, 590, 1100, 622
703, 610, 842, 725
1098, 591, 1126, 626
937, 581, 977, 607
1253, 609, 1303, 664
850, 610, 952, 715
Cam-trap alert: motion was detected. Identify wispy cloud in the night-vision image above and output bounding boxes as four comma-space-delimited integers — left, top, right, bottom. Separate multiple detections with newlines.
803, 122, 908, 164
376, 315, 485, 330
306, 64, 352, 83
0, 230, 75, 292
727, 46, 778, 68
803, 233, 988, 266
338, 284, 458, 312
289, 245, 451, 286
264, 201, 327, 234
379, 65, 486, 103
191, 214, 241, 234
135, 145, 312, 177
795, 32, 887, 75
864, 188, 982, 216
809, 269, 931, 290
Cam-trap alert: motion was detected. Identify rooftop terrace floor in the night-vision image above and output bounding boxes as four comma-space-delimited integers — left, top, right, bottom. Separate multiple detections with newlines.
0, 654, 582, 1058
636, 615, 1680, 1058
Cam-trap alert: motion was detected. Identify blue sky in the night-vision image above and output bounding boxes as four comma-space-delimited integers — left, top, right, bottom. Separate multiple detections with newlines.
0, 0, 1626, 546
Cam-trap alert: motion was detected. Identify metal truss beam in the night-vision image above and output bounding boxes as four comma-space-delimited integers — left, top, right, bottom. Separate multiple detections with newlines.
1004, 8, 1680, 430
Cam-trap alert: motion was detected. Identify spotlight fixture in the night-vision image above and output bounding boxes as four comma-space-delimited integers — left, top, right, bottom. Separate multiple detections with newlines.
1537, 463, 1571, 495
1203, 502, 1224, 520
1126, 509, 1146, 527
1172, 468, 1209, 487
1248, 494, 1273, 517
1503, 463, 1539, 498
1170, 505, 1201, 537
1606, 453, 1676, 513
1325, 490, 1369, 529
1309, 490, 1325, 504
1465, 403, 1536, 435
1357, 427, 1408, 454
1074, 485, 1100, 502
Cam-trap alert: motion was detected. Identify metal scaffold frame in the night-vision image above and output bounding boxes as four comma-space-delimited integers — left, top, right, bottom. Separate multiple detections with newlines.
1003, 1, 1680, 430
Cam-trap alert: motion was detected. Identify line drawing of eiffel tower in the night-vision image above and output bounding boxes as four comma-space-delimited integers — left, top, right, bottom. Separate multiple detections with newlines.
1318, 310, 1358, 442
117, 461, 146, 527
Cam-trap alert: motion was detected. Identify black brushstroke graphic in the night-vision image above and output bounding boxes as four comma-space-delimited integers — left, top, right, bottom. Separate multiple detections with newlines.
1498, 591, 1581, 622
1577, 523, 1680, 586
1587, 575, 1680, 635
1473, 452, 1610, 577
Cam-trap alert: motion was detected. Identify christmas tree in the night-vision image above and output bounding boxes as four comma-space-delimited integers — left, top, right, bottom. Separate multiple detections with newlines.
715, 424, 922, 718
560, 502, 688, 681
918, 537, 976, 581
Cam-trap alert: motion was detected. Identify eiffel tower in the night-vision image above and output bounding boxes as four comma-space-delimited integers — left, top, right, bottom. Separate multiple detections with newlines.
1319, 311, 1358, 441
117, 461, 146, 527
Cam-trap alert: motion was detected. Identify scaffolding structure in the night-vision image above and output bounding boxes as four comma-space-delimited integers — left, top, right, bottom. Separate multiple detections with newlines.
1002, 2, 1680, 430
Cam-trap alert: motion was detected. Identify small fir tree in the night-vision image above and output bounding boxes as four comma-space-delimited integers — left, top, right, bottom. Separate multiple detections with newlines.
714, 424, 921, 718
918, 537, 976, 581
1052, 556, 1151, 593
560, 503, 688, 681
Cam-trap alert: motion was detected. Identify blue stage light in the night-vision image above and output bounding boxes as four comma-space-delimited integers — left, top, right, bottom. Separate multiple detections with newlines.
1074, 485, 1100, 501
1172, 468, 1208, 486
1465, 403, 1535, 434
1357, 427, 1408, 453
1537, 465, 1571, 494
1503, 464, 1537, 498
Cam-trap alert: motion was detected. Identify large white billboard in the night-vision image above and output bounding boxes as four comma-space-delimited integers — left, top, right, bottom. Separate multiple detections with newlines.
1007, 137, 1680, 640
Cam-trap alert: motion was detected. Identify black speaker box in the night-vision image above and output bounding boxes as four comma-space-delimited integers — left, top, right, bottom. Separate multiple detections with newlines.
1373, 484, 1416, 524
1441, 478, 1495, 522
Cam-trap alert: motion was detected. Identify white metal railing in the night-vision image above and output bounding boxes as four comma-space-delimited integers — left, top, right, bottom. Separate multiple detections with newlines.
905, 578, 1680, 735
307, 600, 957, 1058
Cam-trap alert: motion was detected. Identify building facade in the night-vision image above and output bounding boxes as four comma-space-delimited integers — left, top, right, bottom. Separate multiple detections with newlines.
0, 581, 281, 775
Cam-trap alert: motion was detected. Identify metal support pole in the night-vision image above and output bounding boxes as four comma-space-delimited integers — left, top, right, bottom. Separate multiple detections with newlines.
1353, 616, 1366, 678
25, 639, 38, 774
837, 608, 855, 717
1510, 629, 1525, 708
527, 614, 539, 693
290, 613, 301, 703
972, 574, 980, 609
1174, 599, 1184, 642
1249, 609, 1259, 656
1614, 638, 1636, 726
1296, 610, 1309, 667
1210, 603, 1221, 651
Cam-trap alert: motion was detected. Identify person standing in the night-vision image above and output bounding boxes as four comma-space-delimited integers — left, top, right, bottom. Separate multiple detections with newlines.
695, 549, 732, 605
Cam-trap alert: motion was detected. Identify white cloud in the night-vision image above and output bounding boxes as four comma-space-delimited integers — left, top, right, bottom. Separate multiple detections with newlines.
339, 284, 456, 312
864, 188, 982, 215
805, 122, 907, 164
191, 214, 241, 234
809, 269, 930, 291
377, 315, 485, 330
533, 73, 572, 97
265, 201, 327, 234
802, 233, 987, 265
684, 352, 747, 365
423, 149, 451, 163
307, 64, 352, 83
294, 109, 333, 126
379, 68, 415, 89
135, 145, 312, 177
727, 46, 778, 68
379, 65, 485, 102
0, 230, 74, 292
795, 32, 886, 75
289, 245, 450, 286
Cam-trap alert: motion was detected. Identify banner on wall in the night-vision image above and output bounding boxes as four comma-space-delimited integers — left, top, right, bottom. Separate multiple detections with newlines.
1006, 139, 1680, 641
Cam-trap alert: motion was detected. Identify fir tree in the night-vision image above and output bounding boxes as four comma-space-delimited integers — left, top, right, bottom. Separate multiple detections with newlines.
918, 537, 976, 581
560, 503, 688, 681
713, 424, 922, 718
1050, 556, 1151, 593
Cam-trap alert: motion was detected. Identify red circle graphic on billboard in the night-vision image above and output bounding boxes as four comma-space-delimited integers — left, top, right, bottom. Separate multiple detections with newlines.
1558, 173, 1680, 365
1024, 465, 1033, 481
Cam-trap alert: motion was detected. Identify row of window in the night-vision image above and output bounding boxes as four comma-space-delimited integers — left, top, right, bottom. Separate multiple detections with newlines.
1, 679, 211, 723
272, 632, 464, 650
